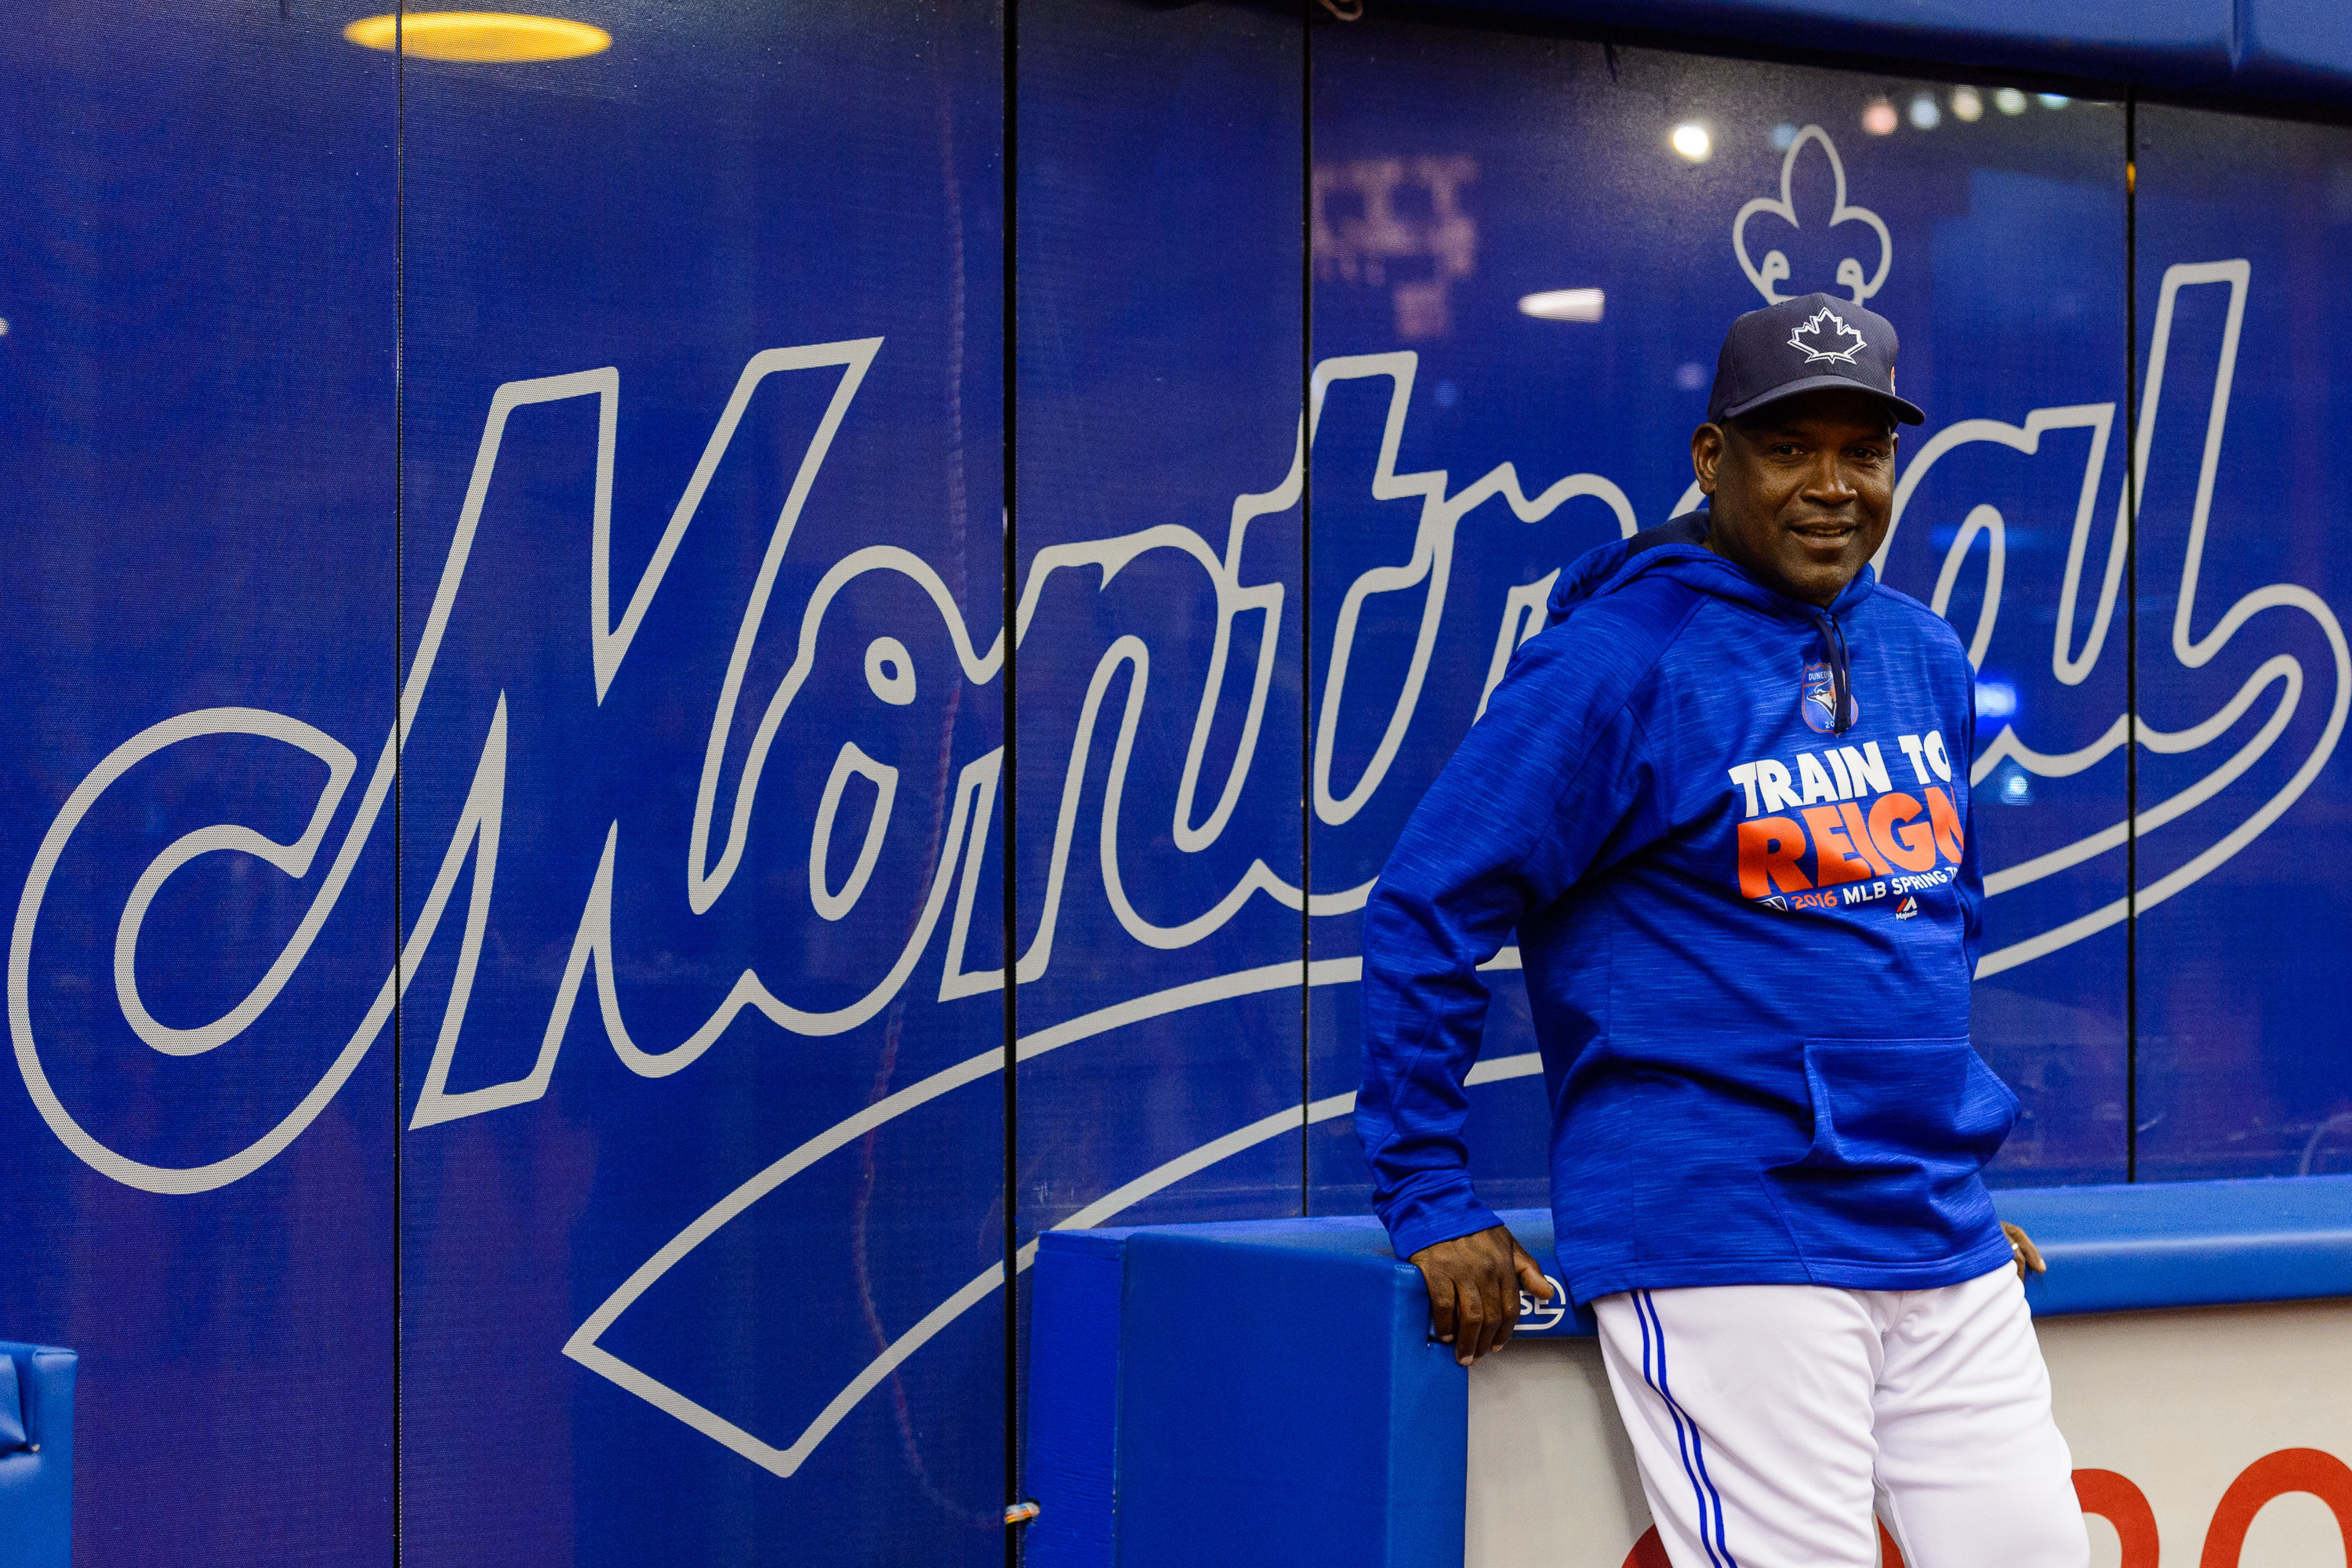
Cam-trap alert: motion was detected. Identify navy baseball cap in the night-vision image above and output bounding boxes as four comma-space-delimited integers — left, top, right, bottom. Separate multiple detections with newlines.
1707, 291, 1925, 427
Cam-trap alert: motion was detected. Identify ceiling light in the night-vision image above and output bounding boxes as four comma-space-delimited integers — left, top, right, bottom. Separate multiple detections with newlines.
1862, 99, 1898, 136
1519, 288, 1606, 323
1994, 87, 2028, 114
2038, 93, 2071, 109
1950, 86, 1984, 122
343, 12, 612, 61
1670, 122, 1711, 162
1909, 93, 1940, 130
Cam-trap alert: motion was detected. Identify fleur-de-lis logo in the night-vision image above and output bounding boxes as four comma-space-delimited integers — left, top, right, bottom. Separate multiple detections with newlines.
1733, 125, 1892, 304
1788, 306, 1867, 365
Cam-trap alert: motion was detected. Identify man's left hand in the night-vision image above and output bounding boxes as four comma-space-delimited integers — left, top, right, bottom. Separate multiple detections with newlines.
2003, 1221, 2045, 1280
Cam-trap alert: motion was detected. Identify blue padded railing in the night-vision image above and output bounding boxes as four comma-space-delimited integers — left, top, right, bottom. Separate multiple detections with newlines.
1024, 1175, 2352, 1567
0, 1341, 75, 1568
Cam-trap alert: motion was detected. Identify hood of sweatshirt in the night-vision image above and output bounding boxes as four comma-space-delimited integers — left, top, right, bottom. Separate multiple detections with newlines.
1547, 508, 1878, 735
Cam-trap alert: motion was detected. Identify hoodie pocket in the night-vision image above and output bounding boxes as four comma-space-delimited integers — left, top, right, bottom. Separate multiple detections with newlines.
1766, 1036, 2019, 1265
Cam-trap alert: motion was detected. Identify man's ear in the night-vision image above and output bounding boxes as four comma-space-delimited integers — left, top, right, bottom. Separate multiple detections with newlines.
1691, 423, 1726, 496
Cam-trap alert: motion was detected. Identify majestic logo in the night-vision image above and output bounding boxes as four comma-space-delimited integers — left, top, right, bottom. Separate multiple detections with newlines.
1789, 307, 1867, 365
1799, 661, 1855, 731
1896, 895, 1919, 920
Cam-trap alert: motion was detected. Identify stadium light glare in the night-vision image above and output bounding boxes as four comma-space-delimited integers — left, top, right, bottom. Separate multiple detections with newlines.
1519, 289, 1606, 323
343, 12, 611, 61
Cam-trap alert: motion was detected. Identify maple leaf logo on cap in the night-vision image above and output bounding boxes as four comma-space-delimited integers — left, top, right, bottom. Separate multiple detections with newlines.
1788, 307, 1867, 365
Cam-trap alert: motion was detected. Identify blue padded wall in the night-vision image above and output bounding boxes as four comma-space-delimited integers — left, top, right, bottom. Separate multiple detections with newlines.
1119, 1230, 1468, 1568
2234, 0, 2352, 98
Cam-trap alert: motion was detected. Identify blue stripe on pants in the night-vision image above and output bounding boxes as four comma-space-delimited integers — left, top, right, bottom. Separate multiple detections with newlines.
1635, 1290, 1740, 1568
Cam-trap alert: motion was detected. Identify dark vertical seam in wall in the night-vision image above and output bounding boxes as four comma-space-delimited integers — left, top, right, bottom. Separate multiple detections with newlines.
2124, 94, 2140, 1185
1001, 0, 1023, 1546
1299, 1, 1315, 1218
392, 6, 406, 1561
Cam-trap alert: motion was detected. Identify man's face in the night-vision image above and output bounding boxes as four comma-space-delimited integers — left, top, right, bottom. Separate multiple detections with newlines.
1691, 389, 1897, 607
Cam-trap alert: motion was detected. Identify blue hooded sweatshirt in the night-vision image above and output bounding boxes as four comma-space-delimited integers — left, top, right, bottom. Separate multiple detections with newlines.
1356, 513, 2016, 1305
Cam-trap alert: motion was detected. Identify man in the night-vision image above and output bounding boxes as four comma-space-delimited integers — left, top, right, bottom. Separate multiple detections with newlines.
1356, 292, 2088, 1568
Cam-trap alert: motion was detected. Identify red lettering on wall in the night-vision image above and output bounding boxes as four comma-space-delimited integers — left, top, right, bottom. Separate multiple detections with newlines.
1623, 1519, 1905, 1566
2199, 1448, 2352, 1566
1802, 806, 1876, 887
1737, 817, 1813, 898
2074, 1468, 2160, 1568
1621, 1528, 1671, 1568
1619, 1451, 2351, 1568
1867, 790, 1937, 873
1925, 785, 1965, 865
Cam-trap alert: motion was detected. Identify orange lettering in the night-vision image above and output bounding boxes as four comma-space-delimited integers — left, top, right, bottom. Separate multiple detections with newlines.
1737, 817, 1813, 898
2073, 1470, 2158, 1568
2199, 1449, 2352, 1568
1867, 791, 1937, 873
1838, 801, 1893, 877
1926, 786, 1965, 865
1620, 1529, 1671, 1568
1802, 806, 1875, 887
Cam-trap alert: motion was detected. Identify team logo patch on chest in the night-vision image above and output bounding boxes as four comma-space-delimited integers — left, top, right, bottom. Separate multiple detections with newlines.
1799, 662, 1857, 733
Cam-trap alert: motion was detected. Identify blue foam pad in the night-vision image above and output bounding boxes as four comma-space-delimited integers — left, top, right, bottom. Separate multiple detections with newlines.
0, 1342, 75, 1568
1117, 1229, 1468, 1568
1025, 1232, 1129, 1568
1023, 1177, 2347, 1562
1998, 1175, 2352, 1315
2233, 0, 2352, 98
0, 1357, 24, 1453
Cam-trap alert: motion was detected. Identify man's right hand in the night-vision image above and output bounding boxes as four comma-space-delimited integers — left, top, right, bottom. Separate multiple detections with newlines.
1408, 1225, 1554, 1366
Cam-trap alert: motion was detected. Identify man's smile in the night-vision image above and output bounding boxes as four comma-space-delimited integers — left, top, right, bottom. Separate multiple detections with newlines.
1786, 517, 1860, 551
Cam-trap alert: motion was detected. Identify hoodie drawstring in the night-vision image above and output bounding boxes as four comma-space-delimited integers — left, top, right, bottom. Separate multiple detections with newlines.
1812, 608, 1853, 735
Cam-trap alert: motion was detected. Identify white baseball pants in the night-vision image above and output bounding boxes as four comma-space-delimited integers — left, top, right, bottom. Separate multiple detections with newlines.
1592, 1263, 2090, 1568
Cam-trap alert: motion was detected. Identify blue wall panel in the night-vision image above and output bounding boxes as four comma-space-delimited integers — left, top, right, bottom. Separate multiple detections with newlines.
395, 6, 1007, 1564
0, 9, 397, 1563
1014, 0, 1305, 1246
2131, 105, 2352, 1182
1305, 23, 2135, 1210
